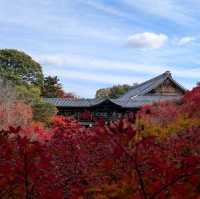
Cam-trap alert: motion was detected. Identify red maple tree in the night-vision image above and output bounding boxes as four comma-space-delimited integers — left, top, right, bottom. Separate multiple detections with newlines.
1, 86, 200, 198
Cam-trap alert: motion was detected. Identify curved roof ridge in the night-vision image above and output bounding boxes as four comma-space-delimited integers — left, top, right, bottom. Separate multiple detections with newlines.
120, 71, 171, 100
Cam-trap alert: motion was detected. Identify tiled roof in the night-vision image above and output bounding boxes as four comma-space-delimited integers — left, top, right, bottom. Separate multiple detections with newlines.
44, 98, 91, 107
44, 95, 182, 109
112, 95, 182, 108
43, 97, 113, 108
119, 71, 186, 100
43, 71, 186, 109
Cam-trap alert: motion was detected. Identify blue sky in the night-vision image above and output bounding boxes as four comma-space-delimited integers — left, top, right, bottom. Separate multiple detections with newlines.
1, 0, 200, 97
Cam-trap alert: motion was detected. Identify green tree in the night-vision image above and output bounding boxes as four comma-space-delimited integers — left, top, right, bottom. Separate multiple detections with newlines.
16, 85, 41, 105
95, 84, 137, 99
0, 49, 44, 87
42, 76, 64, 98
32, 101, 57, 124
0, 49, 58, 124
16, 84, 58, 124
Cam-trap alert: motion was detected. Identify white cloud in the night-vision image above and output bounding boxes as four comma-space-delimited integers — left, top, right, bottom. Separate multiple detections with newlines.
178, 36, 195, 45
81, 0, 197, 26
35, 54, 166, 75
35, 53, 200, 79
122, 0, 196, 25
127, 32, 168, 49
80, 0, 134, 21
0, 0, 125, 44
46, 69, 146, 85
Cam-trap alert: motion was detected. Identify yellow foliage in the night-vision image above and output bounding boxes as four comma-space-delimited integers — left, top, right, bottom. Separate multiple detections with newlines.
85, 175, 137, 199
136, 112, 200, 140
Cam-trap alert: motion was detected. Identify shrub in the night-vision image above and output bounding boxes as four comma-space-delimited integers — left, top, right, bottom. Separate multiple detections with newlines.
32, 101, 57, 124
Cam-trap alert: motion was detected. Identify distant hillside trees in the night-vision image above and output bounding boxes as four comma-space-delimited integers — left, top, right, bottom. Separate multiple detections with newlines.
96, 84, 138, 99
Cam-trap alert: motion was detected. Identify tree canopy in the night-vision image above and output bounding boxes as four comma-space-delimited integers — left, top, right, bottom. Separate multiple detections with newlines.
0, 49, 58, 125
0, 49, 44, 88
42, 76, 64, 98
42, 75, 78, 99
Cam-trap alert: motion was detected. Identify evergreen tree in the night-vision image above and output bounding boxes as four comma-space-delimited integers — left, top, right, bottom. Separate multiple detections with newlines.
42, 76, 64, 98
0, 49, 44, 88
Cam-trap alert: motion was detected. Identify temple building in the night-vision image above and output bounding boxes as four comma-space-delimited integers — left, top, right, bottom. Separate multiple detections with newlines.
44, 71, 186, 126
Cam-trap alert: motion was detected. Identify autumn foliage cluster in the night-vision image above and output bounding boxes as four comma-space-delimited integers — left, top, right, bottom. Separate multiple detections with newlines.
1, 86, 200, 199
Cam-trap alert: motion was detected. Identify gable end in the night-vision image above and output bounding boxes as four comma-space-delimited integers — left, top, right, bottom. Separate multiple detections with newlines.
147, 78, 185, 96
